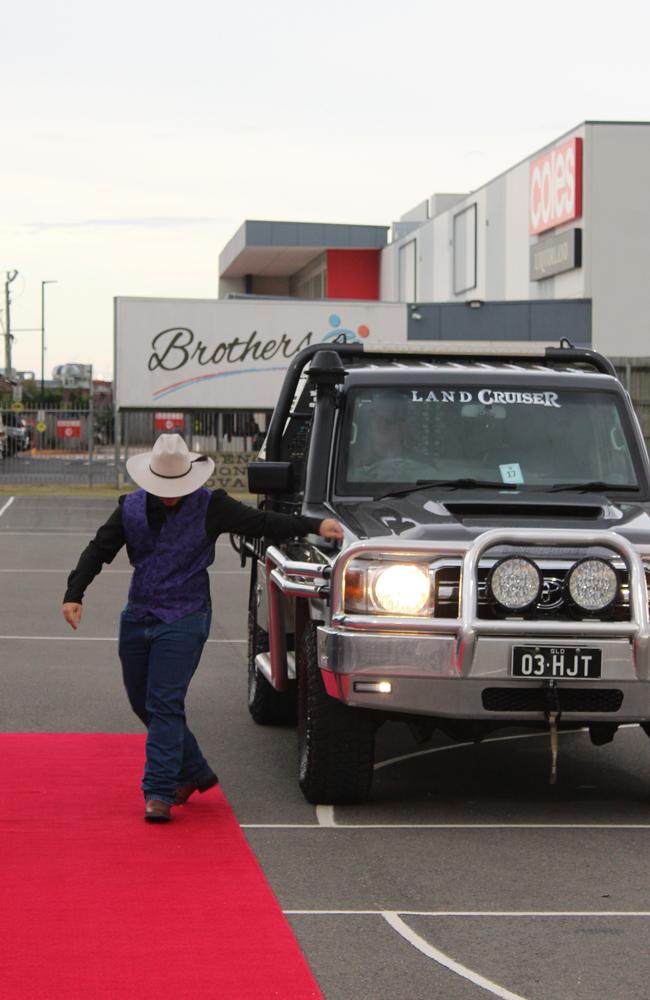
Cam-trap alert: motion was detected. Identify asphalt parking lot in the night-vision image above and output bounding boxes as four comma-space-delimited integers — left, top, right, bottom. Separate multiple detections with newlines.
0, 450, 115, 484
3, 495, 650, 1000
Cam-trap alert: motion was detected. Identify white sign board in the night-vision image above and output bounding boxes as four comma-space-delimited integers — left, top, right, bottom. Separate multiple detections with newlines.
115, 297, 407, 409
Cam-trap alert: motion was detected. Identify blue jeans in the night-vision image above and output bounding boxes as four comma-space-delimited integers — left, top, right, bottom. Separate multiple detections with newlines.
118, 606, 214, 804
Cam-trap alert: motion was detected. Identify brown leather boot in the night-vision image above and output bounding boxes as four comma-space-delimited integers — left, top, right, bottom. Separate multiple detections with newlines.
174, 772, 219, 805
144, 799, 172, 823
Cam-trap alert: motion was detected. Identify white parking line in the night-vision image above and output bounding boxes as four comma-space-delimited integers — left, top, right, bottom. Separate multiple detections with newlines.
0, 496, 15, 519
0, 569, 246, 575
374, 727, 590, 772
285, 909, 650, 999
0, 530, 94, 536
285, 909, 650, 916
0, 635, 246, 643
242, 823, 323, 829
0, 532, 236, 547
315, 805, 337, 827
245, 821, 650, 829
313, 729, 590, 827
383, 911, 526, 1000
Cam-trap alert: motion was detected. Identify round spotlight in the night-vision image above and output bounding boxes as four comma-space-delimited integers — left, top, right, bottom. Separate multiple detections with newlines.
488, 557, 542, 611
567, 558, 618, 612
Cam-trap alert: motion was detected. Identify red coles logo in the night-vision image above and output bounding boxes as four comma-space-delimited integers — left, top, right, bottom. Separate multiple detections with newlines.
529, 137, 583, 235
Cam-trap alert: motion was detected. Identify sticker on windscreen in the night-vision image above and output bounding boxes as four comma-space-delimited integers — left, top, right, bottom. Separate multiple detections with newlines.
499, 463, 524, 484
409, 389, 561, 408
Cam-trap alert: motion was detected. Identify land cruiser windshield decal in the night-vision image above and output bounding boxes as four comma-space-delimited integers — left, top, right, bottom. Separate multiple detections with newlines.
411, 388, 561, 408
337, 386, 639, 493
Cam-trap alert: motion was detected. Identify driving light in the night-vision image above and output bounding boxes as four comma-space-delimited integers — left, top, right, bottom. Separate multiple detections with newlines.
371, 564, 431, 615
489, 557, 542, 611
353, 681, 393, 694
567, 558, 618, 612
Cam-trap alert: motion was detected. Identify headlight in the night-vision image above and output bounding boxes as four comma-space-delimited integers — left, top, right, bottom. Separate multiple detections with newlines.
488, 557, 542, 611
371, 564, 431, 615
567, 558, 618, 612
344, 561, 432, 616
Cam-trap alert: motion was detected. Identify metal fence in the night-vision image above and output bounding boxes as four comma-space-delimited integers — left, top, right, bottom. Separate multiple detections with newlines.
118, 409, 270, 492
0, 402, 270, 489
0, 401, 115, 486
612, 358, 650, 451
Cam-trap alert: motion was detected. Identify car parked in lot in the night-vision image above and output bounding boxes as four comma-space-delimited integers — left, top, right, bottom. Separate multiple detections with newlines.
0, 413, 6, 460
238, 340, 650, 805
2, 411, 31, 455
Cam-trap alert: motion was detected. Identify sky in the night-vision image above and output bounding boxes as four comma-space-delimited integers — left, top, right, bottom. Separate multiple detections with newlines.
2, 0, 649, 381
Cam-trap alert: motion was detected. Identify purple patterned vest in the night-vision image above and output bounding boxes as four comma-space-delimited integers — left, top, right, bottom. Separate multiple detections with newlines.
122, 488, 214, 623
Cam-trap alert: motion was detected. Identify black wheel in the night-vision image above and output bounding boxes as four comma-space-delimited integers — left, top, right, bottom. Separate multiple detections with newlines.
298, 622, 376, 804
247, 578, 296, 726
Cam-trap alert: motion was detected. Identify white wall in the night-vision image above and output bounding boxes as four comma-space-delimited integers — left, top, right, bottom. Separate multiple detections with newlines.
504, 160, 534, 298
587, 123, 650, 354
379, 239, 400, 301
377, 123, 650, 356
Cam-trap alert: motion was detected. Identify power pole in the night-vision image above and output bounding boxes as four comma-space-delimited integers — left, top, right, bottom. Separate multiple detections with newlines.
4, 270, 18, 377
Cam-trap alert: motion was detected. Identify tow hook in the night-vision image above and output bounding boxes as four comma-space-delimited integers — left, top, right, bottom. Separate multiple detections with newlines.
544, 681, 562, 786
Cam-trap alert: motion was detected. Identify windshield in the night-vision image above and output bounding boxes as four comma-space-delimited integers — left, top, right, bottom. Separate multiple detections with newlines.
336, 384, 641, 495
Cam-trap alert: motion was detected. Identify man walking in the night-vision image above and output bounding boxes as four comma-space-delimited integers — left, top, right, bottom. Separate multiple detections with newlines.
62, 434, 343, 823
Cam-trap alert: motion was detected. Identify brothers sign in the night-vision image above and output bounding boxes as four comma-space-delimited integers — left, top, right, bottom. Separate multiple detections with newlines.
114, 297, 406, 409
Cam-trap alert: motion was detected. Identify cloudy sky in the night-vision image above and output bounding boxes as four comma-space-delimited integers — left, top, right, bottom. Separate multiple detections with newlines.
2, 0, 649, 379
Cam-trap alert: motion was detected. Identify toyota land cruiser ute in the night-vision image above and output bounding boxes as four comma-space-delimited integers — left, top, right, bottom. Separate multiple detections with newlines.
238, 340, 650, 804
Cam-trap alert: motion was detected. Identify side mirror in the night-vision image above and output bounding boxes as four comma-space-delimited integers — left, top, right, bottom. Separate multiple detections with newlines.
248, 461, 293, 494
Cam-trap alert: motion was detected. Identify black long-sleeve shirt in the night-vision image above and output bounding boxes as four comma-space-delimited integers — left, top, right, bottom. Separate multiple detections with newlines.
64, 490, 322, 604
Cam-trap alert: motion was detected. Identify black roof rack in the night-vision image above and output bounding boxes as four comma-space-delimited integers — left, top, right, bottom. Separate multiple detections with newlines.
544, 345, 617, 377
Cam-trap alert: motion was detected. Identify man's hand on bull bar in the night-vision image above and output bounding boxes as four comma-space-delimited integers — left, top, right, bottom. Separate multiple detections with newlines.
318, 518, 344, 541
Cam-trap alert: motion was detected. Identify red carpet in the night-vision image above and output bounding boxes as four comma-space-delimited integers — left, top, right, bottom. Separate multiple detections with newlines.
1, 734, 323, 999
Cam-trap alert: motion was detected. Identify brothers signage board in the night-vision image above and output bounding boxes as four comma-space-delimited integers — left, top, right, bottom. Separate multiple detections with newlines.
114, 297, 406, 409
529, 137, 583, 235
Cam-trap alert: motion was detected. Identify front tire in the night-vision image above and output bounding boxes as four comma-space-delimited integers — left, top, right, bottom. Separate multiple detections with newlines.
298, 622, 376, 804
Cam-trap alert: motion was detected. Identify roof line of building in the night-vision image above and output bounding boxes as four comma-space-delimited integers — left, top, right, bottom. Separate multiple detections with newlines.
431, 119, 650, 213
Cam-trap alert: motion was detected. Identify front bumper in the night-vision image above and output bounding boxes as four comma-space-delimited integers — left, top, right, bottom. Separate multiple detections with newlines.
317, 628, 650, 721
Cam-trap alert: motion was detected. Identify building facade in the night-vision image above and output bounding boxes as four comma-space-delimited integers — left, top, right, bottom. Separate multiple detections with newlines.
219, 121, 650, 358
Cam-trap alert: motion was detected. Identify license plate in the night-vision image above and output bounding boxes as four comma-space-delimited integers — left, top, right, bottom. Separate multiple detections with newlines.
511, 646, 602, 679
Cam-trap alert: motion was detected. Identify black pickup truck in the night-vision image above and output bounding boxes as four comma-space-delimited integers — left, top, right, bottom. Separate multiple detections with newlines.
239, 340, 650, 804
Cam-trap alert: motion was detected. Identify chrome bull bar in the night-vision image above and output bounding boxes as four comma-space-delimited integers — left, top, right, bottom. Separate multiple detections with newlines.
264, 547, 330, 691
264, 530, 650, 685
329, 529, 650, 674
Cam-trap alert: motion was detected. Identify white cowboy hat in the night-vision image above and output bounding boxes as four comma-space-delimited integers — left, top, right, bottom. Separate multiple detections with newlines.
126, 434, 215, 497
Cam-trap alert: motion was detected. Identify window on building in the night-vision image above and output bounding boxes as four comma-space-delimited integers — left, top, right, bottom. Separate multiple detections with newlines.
453, 204, 477, 295
290, 254, 327, 299
398, 240, 417, 301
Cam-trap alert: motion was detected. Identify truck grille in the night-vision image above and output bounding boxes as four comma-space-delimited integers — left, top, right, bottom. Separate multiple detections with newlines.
481, 687, 624, 713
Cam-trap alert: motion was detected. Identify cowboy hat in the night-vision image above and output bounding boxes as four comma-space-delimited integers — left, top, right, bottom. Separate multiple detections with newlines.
126, 434, 215, 497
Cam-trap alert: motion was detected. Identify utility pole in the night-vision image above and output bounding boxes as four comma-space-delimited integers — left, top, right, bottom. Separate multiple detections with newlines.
4, 270, 18, 377
41, 280, 57, 402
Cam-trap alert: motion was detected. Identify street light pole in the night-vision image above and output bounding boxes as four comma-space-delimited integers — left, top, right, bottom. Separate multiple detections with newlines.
40, 280, 57, 402
4, 270, 18, 377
